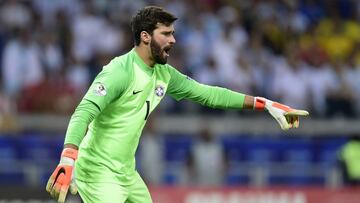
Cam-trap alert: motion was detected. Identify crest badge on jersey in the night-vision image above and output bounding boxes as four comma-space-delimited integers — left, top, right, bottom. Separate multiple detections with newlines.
93, 82, 107, 96
155, 85, 165, 97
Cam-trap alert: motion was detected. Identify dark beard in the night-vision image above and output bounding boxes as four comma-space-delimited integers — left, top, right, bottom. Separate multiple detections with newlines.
150, 39, 167, 65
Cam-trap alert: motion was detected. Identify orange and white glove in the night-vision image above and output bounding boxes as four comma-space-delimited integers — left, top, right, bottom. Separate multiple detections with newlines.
46, 148, 78, 203
254, 97, 309, 130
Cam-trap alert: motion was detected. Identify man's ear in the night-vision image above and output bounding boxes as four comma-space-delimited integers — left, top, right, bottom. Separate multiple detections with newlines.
140, 31, 151, 45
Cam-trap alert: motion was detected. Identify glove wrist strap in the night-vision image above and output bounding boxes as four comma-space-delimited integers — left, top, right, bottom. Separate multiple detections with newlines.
59, 156, 75, 166
254, 97, 266, 111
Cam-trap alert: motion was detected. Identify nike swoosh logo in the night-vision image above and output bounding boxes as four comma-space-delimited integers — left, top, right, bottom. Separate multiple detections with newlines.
133, 90, 143, 95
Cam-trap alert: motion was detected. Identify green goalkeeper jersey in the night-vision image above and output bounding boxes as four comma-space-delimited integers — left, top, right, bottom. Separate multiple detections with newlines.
65, 49, 245, 185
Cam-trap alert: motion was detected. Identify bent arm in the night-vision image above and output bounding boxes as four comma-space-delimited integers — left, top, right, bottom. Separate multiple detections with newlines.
63, 58, 129, 148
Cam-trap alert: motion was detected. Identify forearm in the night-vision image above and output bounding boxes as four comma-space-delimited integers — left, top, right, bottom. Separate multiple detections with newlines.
167, 66, 262, 110
187, 85, 246, 109
63, 99, 101, 147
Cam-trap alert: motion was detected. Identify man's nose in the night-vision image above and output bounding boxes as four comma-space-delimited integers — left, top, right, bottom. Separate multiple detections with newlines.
169, 35, 176, 44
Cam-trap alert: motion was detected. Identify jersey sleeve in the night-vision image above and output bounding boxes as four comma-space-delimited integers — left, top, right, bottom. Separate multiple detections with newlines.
166, 65, 245, 109
63, 58, 130, 146
83, 58, 130, 111
64, 99, 100, 146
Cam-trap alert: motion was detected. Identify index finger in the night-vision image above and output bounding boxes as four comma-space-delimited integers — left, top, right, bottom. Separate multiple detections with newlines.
285, 109, 309, 116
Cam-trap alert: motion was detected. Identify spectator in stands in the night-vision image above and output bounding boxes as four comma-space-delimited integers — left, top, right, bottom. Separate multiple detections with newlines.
346, 46, 360, 116
189, 126, 226, 186
325, 60, 356, 118
71, 3, 107, 62
193, 56, 223, 87
2, 27, 43, 98
340, 134, 360, 186
0, 0, 32, 30
38, 30, 63, 77
305, 60, 334, 117
53, 9, 73, 61
241, 31, 274, 97
211, 26, 240, 89
271, 42, 311, 110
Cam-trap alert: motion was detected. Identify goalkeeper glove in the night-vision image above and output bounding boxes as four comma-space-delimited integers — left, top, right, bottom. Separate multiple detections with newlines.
46, 148, 78, 203
254, 97, 309, 130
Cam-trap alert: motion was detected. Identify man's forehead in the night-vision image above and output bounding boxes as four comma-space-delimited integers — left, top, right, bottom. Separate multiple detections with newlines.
155, 23, 175, 31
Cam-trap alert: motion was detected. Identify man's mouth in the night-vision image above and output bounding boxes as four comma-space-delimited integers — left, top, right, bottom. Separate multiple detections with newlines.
163, 46, 172, 57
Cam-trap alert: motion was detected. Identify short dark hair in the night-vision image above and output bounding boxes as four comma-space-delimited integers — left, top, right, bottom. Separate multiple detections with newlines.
131, 6, 177, 46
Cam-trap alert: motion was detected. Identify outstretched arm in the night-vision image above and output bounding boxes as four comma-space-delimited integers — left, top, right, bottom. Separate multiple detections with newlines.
166, 66, 309, 130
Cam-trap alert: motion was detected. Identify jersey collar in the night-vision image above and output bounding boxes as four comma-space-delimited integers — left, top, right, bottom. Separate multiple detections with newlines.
132, 48, 154, 75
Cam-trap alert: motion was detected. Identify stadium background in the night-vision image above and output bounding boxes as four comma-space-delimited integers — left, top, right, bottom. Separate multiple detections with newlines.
0, 0, 360, 202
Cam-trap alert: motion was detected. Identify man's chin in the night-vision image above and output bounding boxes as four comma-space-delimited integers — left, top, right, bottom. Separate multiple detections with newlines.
157, 60, 167, 65
155, 57, 167, 65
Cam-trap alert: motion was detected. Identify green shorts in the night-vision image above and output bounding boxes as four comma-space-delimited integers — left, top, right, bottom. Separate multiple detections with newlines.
76, 172, 152, 203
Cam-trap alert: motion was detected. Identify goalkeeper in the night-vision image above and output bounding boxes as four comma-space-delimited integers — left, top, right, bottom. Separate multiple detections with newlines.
46, 6, 309, 203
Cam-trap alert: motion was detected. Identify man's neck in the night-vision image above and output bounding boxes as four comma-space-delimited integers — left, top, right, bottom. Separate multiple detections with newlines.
134, 46, 155, 67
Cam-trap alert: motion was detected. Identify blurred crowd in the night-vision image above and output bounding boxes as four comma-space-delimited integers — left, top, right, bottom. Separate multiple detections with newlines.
0, 0, 360, 119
